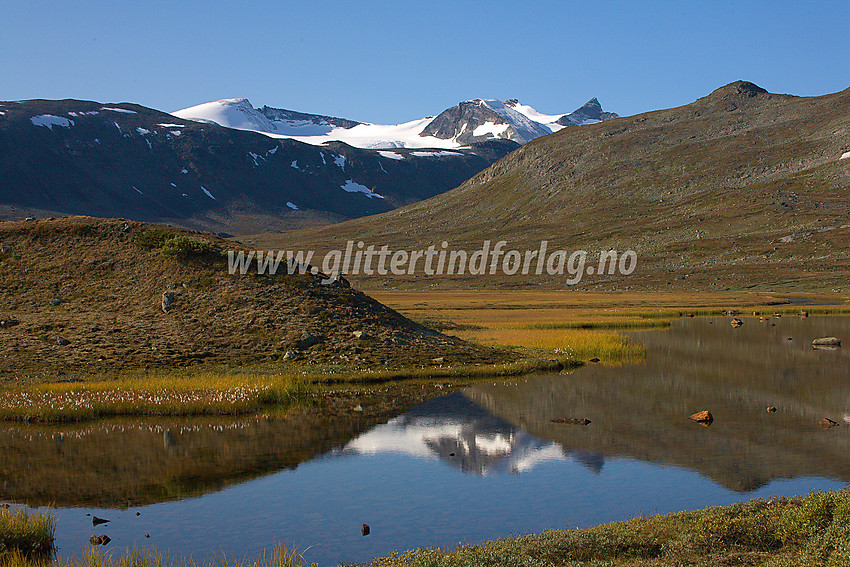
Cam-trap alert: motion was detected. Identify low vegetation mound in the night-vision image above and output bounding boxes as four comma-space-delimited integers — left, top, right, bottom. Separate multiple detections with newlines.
0, 217, 504, 381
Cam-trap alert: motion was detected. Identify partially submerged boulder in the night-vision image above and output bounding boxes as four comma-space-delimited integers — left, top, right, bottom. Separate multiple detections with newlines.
689, 410, 714, 425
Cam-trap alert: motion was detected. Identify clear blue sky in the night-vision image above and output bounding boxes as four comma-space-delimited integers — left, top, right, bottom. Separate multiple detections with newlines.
1, 0, 847, 123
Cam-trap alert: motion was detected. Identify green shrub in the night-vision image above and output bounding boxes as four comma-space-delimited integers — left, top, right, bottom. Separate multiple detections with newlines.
160, 235, 218, 259
779, 491, 841, 544
136, 228, 173, 249
136, 229, 221, 261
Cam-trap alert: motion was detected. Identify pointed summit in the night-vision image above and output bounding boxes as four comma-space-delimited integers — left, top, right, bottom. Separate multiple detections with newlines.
556, 98, 618, 126
708, 81, 769, 99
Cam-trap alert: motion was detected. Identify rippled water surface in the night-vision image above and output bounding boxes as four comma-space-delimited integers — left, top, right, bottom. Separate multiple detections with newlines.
5, 315, 850, 566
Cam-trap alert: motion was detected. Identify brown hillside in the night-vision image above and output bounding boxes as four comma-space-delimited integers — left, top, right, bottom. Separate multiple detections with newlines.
264, 81, 850, 291
0, 217, 502, 380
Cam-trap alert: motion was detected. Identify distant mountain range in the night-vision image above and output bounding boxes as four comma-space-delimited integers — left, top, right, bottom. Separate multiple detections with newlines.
0, 96, 616, 233
0, 100, 516, 233
172, 97, 617, 149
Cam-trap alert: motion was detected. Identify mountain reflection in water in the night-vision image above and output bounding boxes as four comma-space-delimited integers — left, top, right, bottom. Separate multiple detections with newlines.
342, 393, 606, 475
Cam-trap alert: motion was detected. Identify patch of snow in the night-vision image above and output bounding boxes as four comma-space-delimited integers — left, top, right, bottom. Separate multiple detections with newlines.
320, 152, 326, 165
136, 127, 151, 135
172, 98, 277, 132
378, 151, 404, 160
30, 115, 74, 129
94, 138, 100, 144
266, 146, 278, 155
133, 186, 143, 195
157, 123, 184, 128
101, 107, 137, 114
291, 160, 300, 170
114, 122, 122, 132
182, 193, 188, 198
333, 154, 346, 170
289, 116, 460, 149
171, 183, 178, 188
505, 100, 565, 125
841, 151, 850, 160
410, 150, 464, 157
341, 179, 384, 199
200, 186, 216, 200
146, 139, 152, 150
169, 130, 181, 136
67, 111, 77, 117
248, 152, 262, 166
286, 201, 299, 210
379, 162, 387, 174
0, 111, 5, 116
181, 168, 188, 174
472, 121, 511, 137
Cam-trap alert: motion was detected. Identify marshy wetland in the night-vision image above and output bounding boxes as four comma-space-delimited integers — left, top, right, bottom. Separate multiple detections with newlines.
3, 297, 850, 566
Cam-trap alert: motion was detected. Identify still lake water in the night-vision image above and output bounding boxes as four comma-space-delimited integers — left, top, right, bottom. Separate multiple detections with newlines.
4, 315, 850, 565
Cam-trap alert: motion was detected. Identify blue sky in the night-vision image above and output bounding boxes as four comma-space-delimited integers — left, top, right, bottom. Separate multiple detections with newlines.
1, 0, 847, 123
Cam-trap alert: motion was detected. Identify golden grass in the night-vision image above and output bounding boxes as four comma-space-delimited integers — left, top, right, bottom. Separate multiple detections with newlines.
368, 290, 849, 364
0, 507, 55, 558
0, 373, 312, 423
452, 327, 646, 363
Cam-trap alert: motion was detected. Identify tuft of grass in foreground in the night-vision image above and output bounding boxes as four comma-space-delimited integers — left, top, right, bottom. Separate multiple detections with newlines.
366, 489, 850, 567
0, 374, 313, 423
0, 545, 306, 567
0, 507, 55, 558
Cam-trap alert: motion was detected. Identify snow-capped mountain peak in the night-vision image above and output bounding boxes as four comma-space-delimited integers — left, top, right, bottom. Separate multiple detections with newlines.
172, 98, 278, 132
172, 96, 618, 149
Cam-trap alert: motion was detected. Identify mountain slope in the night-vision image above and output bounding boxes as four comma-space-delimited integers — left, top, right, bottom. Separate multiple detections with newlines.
0, 99, 516, 233
173, 97, 618, 149
270, 82, 850, 291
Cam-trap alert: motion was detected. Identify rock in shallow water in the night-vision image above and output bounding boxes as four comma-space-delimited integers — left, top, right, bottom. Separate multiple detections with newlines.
689, 410, 714, 425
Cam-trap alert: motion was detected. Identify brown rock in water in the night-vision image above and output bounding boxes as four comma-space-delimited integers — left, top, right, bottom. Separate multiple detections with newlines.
361, 523, 370, 536
689, 410, 714, 424
767, 406, 777, 413
89, 535, 110, 546
92, 515, 110, 526
730, 318, 743, 327
819, 418, 839, 429
589, 357, 601, 363
812, 337, 841, 347
551, 418, 591, 425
